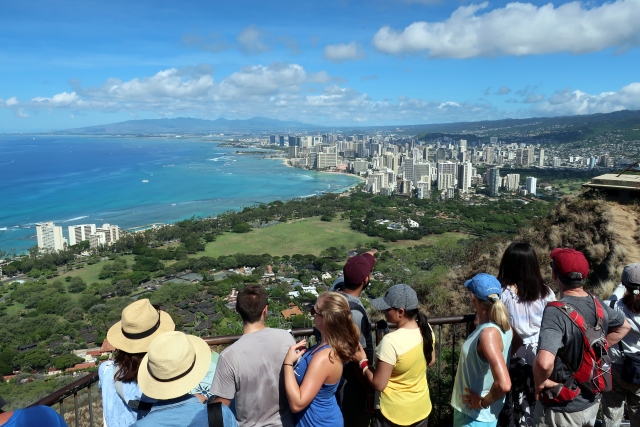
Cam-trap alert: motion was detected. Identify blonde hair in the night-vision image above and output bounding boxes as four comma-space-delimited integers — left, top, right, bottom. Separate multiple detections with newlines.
478, 294, 510, 333
316, 292, 360, 363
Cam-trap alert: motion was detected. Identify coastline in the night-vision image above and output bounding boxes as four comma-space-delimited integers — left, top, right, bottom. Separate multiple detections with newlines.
275, 156, 365, 182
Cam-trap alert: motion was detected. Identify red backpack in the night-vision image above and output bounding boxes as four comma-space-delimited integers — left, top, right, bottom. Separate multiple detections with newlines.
541, 296, 613, 404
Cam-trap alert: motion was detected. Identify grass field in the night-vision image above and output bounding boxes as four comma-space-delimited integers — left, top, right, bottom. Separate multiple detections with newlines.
6, 302, 25, 315
198, 217, 469, 258
46, 254, 136, 288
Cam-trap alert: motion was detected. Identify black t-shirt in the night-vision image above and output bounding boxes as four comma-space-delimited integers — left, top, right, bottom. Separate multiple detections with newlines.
538, 294, 625, 412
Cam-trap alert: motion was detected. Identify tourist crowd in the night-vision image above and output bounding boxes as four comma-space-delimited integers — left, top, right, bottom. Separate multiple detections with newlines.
21, 245, 640, 427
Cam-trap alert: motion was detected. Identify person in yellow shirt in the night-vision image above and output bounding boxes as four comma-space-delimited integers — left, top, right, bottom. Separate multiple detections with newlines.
355, 284, 435, 427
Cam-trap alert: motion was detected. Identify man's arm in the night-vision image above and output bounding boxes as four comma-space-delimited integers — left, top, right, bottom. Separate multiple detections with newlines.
213, 397, 232, 407
209, 353, 236, 406
533, 350, 557, 400
606, 319, 630, 347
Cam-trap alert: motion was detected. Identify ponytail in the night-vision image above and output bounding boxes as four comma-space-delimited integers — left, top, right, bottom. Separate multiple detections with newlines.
407, 309, 434, 363
484, 295, 510, 333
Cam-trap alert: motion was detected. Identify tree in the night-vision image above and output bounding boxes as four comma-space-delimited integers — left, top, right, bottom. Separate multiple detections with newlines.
232, 222, 252, 233
52, 354, 83, 370
12, 349, 50, 370
68, 277, 87, 293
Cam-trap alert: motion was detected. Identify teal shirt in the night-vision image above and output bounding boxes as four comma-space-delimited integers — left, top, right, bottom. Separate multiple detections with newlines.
451, 322, 512, 423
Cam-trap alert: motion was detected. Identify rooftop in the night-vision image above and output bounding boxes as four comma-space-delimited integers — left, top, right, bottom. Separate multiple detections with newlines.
583, 173, 640, 191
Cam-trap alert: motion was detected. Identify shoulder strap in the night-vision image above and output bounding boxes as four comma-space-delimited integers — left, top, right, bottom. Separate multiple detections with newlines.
608, 299, 625, 353
347, 300, 374, 361
113, 367, 153, 412
207, 401, 224, 427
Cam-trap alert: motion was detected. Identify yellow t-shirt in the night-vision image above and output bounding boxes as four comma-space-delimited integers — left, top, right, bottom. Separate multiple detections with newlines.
376, 327, 432, 425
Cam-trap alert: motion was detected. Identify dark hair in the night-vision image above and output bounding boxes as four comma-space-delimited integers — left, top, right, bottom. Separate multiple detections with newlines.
622, 288, 640, 314
236, 285, 268, 323
343, 277, 368, 291
405, 309, 434, 364
114, 350, 145, 382
553, 269, 585, 288
498, 242, 550, 302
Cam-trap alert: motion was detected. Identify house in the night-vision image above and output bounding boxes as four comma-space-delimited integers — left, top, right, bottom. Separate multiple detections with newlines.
263, 265, 275, 278
65, 362, 96, 373
301, 286, 318, 296
287, 291, 300, 298
225, 288, 239, 304
407, 219, 419, 228
47, 367, 62, 376
195, 321, 212, 332
321, 272, 332, 280
17, 343, 38, 352
3, 375, 16, 383
101, 338, 116, 352
281, 305, 303, 319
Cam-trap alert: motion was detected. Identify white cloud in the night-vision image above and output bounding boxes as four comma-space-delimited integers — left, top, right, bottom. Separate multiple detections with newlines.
6, 97, 19, 106
237, 25, 272, 54
323, 42, 366, 63
32, 92, 79, 107
372, 0, 640, 58
496, 86, 511, 95
534, 82, 640, 116
15, 108, 29, 118
524, 93, 545, 103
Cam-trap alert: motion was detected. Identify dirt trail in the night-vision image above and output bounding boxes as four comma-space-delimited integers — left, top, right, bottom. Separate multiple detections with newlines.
608, 202, 640, 263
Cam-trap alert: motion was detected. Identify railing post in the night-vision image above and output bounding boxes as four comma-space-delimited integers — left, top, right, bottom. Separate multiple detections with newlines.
88, 382, 94, 427
437, 325, 442, 425
74, 392, 79, 427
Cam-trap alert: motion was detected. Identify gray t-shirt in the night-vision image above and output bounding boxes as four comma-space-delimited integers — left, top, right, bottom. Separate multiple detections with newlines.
329, 278, 367, 347
608, 284, 640, 365
538, 294, 625, 412
210, 328, 295, 427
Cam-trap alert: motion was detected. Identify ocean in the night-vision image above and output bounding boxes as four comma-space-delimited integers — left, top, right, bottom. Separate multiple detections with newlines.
0, 135, 360, 253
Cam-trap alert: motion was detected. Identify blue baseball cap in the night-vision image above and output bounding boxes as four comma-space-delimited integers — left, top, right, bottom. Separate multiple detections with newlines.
464, 273, 502, 301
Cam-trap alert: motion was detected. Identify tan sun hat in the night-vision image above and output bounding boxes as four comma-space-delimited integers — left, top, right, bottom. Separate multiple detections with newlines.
137, 331, 212, 400
106, 299, 175, 354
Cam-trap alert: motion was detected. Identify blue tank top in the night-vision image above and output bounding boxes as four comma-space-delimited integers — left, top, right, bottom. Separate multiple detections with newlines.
293, 344, 343, 427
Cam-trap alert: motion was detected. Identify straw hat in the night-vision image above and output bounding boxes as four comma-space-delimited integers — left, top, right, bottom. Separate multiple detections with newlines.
138, 331, 211, 400
106, 299, 175, 354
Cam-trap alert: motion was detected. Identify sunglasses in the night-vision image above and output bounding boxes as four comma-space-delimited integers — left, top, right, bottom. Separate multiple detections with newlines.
310, 306, 322, 317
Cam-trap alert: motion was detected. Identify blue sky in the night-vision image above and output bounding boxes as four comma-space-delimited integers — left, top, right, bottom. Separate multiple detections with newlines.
1, 0, 640, 131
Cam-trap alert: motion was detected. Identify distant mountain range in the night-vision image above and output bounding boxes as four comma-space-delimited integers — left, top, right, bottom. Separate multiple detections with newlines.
54, 117, 324, 134
52, 110, 640, 140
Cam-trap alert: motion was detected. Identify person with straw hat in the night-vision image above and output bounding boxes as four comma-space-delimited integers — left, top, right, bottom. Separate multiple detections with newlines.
99, 299, 175, 427
132, 331, 238, 427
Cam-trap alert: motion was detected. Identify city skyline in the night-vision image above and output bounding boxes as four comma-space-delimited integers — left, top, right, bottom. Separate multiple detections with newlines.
1, 0, 640, 132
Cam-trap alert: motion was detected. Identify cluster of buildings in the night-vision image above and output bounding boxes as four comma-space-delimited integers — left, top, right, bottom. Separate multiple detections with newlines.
271, 133, 545, 199
35, 222, 121, 252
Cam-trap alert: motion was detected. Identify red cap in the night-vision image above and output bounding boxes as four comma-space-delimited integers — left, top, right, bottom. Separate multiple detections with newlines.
550, 248, 589, 279
343, 253, 376, 286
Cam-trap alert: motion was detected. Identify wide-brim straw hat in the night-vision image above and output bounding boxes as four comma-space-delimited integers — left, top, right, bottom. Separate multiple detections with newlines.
138, 331, 211, 400
107, 299, 175, 354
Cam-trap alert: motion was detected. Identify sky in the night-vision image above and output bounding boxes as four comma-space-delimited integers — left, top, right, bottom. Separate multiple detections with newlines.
1, 0, 640, 131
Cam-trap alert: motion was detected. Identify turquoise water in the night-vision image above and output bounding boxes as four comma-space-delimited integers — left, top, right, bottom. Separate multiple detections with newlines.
0, 135, 360, 253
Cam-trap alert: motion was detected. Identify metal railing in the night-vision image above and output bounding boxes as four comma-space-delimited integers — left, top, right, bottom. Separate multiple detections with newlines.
32, 315, 475, 427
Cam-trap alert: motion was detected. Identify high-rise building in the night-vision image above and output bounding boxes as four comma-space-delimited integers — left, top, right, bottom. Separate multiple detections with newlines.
413, 162, 431, 184
489, 168, 501, 196
459, 139, 467, 153
269, 135, 276, 144
526, 176, 537, 194
36, 222, 67, 252
490, 137, 498, 145
553, 157, 562, 168
352, 159, 369, 174
437, 161, 457, 190
538, 148, 545, 167
457, 162, 473, 193
505, 174, 520, 191
484, 147, 495, 164
288, 136, 298, 147
403, 157, 415, 183
279, 136, 285, 147
523, 146, 534, 165
317, 152, 338, 169
68, 224, 96, 246
416, 178, 431, 199
96, 224, 120, 244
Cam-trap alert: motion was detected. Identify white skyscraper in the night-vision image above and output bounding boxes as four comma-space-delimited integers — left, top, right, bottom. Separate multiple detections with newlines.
437, 161, 457, 190
505, 174, 520, 191
538, 149, 545, 167
68, 224, 97, 246
459, 139, 467, 153
413, 162, 431, 184
526, 176, 537, 194
36, 222, 67, 252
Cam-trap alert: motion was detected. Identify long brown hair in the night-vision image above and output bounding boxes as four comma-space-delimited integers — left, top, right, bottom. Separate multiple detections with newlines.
114, 350, 146, 382
622, 288, 640, 314
316, 292, 360, 363
497, 242, 550, 302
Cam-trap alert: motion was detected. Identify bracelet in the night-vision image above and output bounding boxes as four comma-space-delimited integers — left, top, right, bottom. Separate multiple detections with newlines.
359, 359, 369, 370
479, 398, 489, 410
283, 363, 294, 367
362, 366, 369, 375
